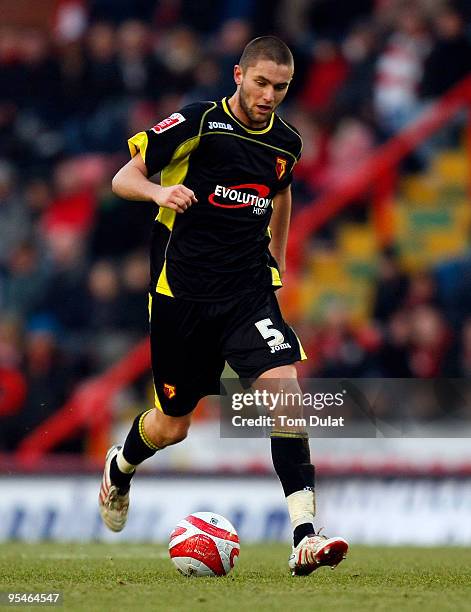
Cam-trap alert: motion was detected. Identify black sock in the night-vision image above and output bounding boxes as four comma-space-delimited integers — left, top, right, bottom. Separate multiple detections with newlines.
270, 435, 315, 496
271, 435, 316, 546
293, 523, 315, 547
110, 456, 134, 494
109, 410, 159, 492
122, 409, 159, 465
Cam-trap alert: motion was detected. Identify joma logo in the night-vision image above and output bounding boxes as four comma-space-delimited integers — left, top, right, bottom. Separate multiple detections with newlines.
208, 121, 234, 131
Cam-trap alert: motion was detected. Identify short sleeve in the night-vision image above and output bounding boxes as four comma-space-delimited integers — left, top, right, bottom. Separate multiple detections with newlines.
277, 142, 302, 191
128, 103, 210, 177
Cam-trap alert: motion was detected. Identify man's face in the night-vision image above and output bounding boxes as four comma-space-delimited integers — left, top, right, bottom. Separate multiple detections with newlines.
234, 59, 293, 127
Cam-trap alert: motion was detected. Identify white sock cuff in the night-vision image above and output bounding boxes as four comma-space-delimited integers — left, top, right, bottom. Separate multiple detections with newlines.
116, 449, 136, 474
286, 489, 316, 529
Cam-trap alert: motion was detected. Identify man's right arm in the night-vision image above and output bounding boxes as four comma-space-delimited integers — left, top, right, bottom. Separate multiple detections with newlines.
112, 154, 197, 214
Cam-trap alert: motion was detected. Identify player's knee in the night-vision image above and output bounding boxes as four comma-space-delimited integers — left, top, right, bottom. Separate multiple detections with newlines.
258, 364, 298, 380
145, 409, 190, 448
162, 424, 188, 446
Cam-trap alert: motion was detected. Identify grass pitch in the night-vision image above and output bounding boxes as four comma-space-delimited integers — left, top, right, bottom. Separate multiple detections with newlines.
1, 543, 470, 612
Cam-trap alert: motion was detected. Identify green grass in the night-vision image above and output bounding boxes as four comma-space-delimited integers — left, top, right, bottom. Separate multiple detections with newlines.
1, 543, 470, 612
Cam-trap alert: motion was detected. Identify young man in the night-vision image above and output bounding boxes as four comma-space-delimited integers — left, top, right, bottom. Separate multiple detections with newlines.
99, 36, 348, 575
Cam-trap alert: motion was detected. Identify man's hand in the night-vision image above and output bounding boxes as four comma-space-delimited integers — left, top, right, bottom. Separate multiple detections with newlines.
153, 184, 198, 213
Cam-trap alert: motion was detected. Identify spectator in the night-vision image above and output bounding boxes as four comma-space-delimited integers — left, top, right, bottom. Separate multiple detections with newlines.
86, 260, 122, 332
316, 117, 375, 191
183, 56, 223, 104
41, 159, 96, 239
117, 20, 169, 101
39, 230, 89, 333
213, 19, 252, 96
82, 22, 120, 112
156, 26, 200, 95
118, 252, 150, 335
300, 39, 349, 114
0, 161, 31, 266
420, 6, 471, 99
89, 0, 156, 24
0, 26, 23, 112
408, 305, 451, 377
0, 316, 27, 450
335, 21, 379, 119
291, 111, 329, 202
17, 29, 62, 125
90, 190, 153, 260
307, 0, 374, 39
374, 6, 431, 135
377, 308, 413, 376
372, 247, 409, 322
179, 0, 223, 34
5, 315, 79, 451
0, 366, 26, 418
310, 301, 378, 377
447, 317, 471, 377
57, 41, 88, 121
2, 242, 49, 319
24, 176, 53, 225
85, 257, 143, 369
0, 317, 23, 369
404, 270, 439, 309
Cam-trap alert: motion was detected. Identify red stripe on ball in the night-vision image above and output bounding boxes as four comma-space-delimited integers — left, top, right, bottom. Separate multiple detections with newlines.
170, 534, 226, 576
185, 515, 239, 543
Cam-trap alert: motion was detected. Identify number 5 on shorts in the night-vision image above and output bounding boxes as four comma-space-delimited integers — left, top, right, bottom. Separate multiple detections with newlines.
255, 318, 285, 347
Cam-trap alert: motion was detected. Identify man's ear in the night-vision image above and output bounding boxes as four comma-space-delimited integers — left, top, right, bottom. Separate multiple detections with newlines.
234, 64, 243, 86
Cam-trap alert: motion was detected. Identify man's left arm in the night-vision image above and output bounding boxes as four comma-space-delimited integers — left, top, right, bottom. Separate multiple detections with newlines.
269, 186, 292, 278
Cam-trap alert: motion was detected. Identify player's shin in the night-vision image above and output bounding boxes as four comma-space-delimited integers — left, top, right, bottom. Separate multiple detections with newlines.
110, 409, 160, 492
270, 434, 316, 546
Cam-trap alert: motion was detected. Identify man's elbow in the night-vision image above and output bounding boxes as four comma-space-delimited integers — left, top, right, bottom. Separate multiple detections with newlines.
111, 171, 124, 196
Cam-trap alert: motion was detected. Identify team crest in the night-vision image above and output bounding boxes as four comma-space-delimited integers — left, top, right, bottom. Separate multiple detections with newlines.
163, 383, 176, 399
276, 156, 287, 180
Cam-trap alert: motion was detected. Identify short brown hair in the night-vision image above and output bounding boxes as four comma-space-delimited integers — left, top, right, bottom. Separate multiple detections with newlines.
239, 36, 294, 70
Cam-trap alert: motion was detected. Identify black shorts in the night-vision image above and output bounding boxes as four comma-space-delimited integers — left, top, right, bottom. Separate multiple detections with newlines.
149, 290, 306, 416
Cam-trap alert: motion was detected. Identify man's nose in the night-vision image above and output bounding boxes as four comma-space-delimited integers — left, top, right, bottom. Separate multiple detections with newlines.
263, 86, 275, 103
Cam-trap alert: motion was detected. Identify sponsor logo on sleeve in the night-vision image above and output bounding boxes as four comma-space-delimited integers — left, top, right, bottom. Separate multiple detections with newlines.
151, 113, 186, 134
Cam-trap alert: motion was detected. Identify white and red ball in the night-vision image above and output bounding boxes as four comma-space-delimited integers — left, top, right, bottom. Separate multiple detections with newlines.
169, 512, 240, 577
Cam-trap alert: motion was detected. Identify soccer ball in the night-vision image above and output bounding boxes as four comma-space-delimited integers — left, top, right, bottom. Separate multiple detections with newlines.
169, 512, 240, 577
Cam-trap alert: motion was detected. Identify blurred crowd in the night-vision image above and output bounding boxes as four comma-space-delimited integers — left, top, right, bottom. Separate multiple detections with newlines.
1, 0, 471, 450
299, 248, 471, 382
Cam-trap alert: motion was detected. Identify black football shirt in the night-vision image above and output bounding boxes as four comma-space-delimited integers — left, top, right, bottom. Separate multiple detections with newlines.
128, 97, 302, 301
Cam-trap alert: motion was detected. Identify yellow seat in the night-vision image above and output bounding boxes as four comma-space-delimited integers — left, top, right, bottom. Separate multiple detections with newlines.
425, 231, 468, 261
400, 176, 440, 204
309, 252, 346, 282
432, 150, 467, 186
337, 224, 377, 258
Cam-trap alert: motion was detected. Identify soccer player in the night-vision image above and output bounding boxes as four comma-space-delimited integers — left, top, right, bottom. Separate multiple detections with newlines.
99, 36, 348, 575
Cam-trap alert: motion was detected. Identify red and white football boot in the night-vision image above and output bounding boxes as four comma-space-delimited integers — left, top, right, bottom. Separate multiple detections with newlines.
98, 445, 129, 532
288, 532, 349, 576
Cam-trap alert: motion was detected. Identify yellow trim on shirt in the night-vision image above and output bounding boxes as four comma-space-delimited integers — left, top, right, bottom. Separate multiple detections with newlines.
128, 131, 149, 164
